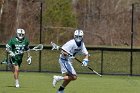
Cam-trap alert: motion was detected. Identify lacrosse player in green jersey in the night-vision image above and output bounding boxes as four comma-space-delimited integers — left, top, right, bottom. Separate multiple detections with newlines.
5, 28, 32, 88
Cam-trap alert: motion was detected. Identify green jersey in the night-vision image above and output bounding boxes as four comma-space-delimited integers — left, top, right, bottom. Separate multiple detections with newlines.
6, 37, 29, 66
6, 36, 29, 56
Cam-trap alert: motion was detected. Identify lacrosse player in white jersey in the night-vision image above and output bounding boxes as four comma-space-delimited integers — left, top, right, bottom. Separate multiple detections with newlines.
52, 30, 89, 93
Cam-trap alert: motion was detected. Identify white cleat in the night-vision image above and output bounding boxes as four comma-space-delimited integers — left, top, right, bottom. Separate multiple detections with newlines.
56, 90, 64, 93
15, 84, 20, 88
15, 79, 20, 88
52, 76, 59, 87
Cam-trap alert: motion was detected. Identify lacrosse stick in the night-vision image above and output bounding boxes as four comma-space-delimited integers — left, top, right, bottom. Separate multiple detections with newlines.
16, 44, 44, 54
29, 44, 44, 51
1, 57, 13, 69
74, 58, 102, 77
51, 42, 102, 77
1, 44, 43, 65
10, 44, 44, 55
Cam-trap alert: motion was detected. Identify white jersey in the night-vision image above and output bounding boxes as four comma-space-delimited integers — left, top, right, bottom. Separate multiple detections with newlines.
59, 39, 88, 75
61, 39, 88, 56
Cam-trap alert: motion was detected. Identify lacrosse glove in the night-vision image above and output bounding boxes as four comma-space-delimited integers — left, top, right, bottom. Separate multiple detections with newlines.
9, 51, 15, 57
27, 56, 32, 65
82, 59, 89, 66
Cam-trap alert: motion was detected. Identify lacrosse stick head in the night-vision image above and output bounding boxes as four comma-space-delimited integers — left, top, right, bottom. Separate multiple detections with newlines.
32, 44, 43, 51
51, 42, 60, 50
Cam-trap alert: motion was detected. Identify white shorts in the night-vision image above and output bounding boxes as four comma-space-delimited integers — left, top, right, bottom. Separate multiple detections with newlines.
59, 57, 77, 76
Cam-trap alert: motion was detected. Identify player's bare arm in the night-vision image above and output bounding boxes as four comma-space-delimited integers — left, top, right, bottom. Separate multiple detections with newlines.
61, 49, 69, 56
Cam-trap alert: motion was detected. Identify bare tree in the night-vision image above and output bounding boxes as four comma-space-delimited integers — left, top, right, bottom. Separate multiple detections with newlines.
0, 0, 4, 22
15, 0, 23, 29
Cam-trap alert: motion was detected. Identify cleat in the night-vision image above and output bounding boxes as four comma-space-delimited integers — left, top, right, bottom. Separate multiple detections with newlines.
15, 80, 20, 88
15, 84, 20, 88
52, 76, 59, 87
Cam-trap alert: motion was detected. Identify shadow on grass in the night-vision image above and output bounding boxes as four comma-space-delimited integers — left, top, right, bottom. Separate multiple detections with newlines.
6, 85, 15, 87
6, 85, 28, 88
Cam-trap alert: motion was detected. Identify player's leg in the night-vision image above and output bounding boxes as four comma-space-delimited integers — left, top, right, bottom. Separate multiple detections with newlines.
62, 74, 77, 87
11, 58, 22, 88
53, 58, 77, 93
53, 73, 77, 87
56, 74, 77, 93
53, 58, 75, 87
12, 65, 20, 88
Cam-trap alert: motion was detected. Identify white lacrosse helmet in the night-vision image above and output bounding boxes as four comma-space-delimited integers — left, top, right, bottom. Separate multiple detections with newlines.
16, 29, 25, 40
74, 30, 84, 42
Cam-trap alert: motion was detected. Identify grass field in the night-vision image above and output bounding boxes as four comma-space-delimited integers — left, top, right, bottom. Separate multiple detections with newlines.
0, 71, 140, 93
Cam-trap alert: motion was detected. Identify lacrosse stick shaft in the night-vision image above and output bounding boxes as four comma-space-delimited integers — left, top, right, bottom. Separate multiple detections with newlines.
1, 44, 43, 65
74, 57, 102, 77
51, 42, 102, 77
6, 44, 43, 57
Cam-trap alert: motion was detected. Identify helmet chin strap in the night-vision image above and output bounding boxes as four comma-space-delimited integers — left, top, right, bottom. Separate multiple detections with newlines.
16, 36, 24, 42
18, 37, 22, 39
75, 39, 82, 47
17, 34, 25, 40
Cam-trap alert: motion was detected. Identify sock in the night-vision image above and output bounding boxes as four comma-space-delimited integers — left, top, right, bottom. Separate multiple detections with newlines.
58, 86, 65, 91
58, 76, 64, 80
15, 79, 19, 84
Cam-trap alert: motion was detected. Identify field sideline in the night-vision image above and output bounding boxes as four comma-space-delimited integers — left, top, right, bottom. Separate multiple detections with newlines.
0, 71, 140, 93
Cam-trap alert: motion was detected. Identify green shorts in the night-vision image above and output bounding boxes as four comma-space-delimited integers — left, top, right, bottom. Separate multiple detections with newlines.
10, 56, 22, 67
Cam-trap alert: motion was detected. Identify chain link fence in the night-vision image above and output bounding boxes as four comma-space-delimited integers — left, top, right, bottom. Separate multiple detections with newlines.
0, 1, 140, 76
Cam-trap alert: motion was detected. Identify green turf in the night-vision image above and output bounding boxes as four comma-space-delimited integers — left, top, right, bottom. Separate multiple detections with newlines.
0, 71, 140, 93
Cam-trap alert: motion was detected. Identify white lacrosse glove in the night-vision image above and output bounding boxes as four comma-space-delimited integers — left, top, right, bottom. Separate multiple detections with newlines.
51, 42, 60, 50
82, 59, 89, 66
9, 51, 15, 57
52, 45, 60, 50
27, 56, 32, 65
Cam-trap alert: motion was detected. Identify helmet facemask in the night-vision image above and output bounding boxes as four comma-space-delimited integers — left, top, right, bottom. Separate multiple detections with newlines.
74, 35, 83, 42
16, 29, 25, 40
74, 30, 84, 43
